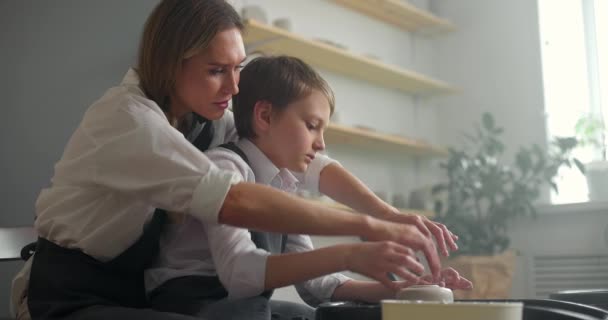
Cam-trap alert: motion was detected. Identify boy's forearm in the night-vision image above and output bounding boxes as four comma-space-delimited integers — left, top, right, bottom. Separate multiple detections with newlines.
219, 182, 373, 237
264, 244, 354, 290
319, 163, 393, 218
332, 280, 396, 303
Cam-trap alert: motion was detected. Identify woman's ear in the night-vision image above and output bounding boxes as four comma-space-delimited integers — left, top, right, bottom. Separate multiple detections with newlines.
252, 100, 273, 134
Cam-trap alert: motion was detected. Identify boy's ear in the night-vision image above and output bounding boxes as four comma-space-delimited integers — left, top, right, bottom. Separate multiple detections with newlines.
252, 100, 273, 133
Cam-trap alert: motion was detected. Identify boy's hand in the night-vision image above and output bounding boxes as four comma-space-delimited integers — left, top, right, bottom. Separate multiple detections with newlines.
344, 241, 424, 291
417, 267, 473, 290
381, 206, 459, 258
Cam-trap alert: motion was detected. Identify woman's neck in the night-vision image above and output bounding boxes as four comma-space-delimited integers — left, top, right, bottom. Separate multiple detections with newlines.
165, 97, 190, 129
165, 110, 192, 133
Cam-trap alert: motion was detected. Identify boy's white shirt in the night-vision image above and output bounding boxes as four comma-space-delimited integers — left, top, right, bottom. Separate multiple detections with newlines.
10, 68, 339, 317
145, 138, 350, 306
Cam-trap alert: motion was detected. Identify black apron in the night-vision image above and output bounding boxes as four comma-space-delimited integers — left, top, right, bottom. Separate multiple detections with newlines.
147, 142, 288, 315
27, 114, 215, 319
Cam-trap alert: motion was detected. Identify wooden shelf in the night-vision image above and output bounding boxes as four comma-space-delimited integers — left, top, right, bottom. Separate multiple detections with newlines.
329, 0, 455, 33
325, 123, 448, 157
308, 198, 435, 218
243, 19, 455, 95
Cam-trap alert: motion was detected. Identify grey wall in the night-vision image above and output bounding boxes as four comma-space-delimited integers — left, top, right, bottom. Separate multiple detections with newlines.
0, 1, 158, 315
1, 1, 157, 226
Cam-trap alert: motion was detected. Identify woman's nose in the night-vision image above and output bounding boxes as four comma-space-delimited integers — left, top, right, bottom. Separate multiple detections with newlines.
224, 71, 239, 95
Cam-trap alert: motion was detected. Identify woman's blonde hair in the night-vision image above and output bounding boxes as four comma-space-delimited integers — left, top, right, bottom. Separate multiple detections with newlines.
137, 0, 243, 112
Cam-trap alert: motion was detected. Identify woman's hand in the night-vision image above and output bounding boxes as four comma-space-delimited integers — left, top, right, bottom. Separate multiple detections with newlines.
380, 205, 459, 258
344, 241, 424, 291
316, 164, 458, 273
363, 217, 442, 279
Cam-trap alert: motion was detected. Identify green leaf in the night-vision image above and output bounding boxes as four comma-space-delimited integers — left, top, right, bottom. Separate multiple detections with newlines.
573, 158, 586, 174
482, 112, 495, 130
516, 150, 533, 174
550, 182, 558, 193
439, 112, 580, 255
556, 136, 578, 151
431, 184, 447, 195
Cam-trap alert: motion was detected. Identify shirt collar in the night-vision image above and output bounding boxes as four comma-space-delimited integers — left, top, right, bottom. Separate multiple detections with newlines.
121, 68, 148, 99
122, 68, 141, 87
236, 139, 300, 191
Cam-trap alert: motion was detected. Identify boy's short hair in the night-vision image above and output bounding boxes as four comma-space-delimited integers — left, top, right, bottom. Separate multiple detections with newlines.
233, 55, 335, 139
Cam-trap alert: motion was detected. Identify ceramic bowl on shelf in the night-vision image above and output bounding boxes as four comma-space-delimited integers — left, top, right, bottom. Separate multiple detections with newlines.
272, 17, 292, 31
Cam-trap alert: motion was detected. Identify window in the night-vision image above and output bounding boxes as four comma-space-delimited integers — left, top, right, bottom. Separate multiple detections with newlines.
538, 0, 608, 204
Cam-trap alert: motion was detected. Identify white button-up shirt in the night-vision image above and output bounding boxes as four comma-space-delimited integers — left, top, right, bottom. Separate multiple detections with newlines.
10, 69, 337, 316
145, 139, 350, 306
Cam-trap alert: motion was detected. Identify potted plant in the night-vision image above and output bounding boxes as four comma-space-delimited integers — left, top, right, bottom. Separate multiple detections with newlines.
574, 113, 608, 201
431, 112, 579, 298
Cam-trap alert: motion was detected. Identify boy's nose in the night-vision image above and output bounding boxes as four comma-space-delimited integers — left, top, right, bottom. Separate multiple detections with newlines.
313, 135, 325, 151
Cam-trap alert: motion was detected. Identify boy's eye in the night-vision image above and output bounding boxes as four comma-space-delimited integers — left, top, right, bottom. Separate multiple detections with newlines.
306, 122, 318, 130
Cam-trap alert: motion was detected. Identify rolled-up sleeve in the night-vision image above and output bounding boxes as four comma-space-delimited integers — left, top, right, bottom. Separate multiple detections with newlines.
202, 148, 269, 298
189, 168, 242, 224
54, 96, 242, 224
285, 235, 351, 306
205, 223, 270, 299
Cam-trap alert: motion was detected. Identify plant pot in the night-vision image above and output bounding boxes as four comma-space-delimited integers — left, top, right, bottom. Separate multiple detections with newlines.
585, 160, 608, 201
443, 250, 516, 299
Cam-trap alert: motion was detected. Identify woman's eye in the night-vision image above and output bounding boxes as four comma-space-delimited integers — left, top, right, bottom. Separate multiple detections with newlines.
209, 68, 225, 75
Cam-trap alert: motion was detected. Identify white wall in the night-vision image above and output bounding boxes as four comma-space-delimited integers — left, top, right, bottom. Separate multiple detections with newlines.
433, 0, 547, 159
231, 0, 445, 199
0, 0, 443, 315
431, 0, 552, 299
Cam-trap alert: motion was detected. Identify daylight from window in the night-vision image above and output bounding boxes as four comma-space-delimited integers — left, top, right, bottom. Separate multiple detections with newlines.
538, 0, 607, 204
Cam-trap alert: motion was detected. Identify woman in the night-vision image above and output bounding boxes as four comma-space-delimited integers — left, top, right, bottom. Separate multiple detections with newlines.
13, 0, 459, 319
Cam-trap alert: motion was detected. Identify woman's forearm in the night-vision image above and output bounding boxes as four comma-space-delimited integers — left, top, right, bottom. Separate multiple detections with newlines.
317, 163, 457, 257
218, 182, 372, 236
218, 182, 444, 278
264, 244, 354, 290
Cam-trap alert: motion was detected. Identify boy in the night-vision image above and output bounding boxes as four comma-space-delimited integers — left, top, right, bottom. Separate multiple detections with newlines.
145, 56, 471, 319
